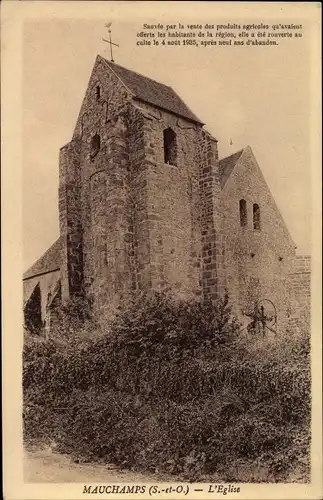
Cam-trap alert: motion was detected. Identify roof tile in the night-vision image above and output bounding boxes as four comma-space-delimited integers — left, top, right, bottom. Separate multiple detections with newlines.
102, 58, 203, 125
23, 238, 61, 280
219, 149, 244, 188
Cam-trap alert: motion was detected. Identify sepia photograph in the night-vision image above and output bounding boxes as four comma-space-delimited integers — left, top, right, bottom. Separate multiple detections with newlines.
2, 2, 322, 499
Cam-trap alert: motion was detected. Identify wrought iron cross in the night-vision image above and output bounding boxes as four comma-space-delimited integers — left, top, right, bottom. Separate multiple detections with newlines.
102, 22, 119, 63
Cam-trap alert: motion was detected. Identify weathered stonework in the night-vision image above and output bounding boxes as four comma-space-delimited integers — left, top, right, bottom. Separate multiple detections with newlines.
289, 255, 311, 330
220, 146, 297, 329
23, 56, 310, 333
59, 138, 83, 301
56, 56, 227, 323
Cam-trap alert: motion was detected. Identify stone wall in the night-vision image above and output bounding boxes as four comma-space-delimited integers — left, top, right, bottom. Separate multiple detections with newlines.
59, 139, 83, 301
26, 57, 308, 335
196, 129, 225, 301
59, 57, 135, 321
134, 103, 201, 298
290, 255, 311, 326
58, 57, 300, 329
220, 146, 296, 329
58, 57, 226, 323
127, 101, 224, 302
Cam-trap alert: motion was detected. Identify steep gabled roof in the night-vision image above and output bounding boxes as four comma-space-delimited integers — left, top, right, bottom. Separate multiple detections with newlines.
102, 57, 204, 125
23, 238, 61, 280
219, 149, 244, 188
220, 145, 296, 249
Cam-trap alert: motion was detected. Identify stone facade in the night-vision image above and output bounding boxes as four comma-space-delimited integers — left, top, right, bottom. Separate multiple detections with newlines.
289, 255, 311, 329
56, 56, 226, 323
291, 256, 311, 308
23, 55, 310, 332
220, 146, 297, 328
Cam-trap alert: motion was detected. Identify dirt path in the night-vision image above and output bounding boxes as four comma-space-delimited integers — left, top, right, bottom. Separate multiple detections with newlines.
24, 448, 164, 483
24, 446, 308, 484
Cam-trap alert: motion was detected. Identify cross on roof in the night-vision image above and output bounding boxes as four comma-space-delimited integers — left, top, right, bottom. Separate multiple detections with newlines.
102, 22, 119, 63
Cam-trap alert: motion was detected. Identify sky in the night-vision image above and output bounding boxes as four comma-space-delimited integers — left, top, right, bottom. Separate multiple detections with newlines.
22, 10, 313, 271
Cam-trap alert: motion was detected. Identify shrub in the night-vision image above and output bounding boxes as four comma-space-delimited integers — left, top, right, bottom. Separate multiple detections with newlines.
109, 290, 241, 351
23, 291, 311, 482
50, 294, 99, 341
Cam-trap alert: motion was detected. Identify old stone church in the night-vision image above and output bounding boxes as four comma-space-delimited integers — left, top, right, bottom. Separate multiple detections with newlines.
23, 55, 310, 334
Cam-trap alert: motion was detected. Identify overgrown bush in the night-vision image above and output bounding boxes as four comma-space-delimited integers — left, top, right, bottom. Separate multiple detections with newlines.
50, 294, 98, 339
23, 291, 311, 482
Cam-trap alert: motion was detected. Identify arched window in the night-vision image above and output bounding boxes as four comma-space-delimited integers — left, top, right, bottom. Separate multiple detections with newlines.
239, 199, 247, 227
163, 128, 177, 166
95, 85, 101, 100
90, 133, 101, 159
253, 203, 261, 230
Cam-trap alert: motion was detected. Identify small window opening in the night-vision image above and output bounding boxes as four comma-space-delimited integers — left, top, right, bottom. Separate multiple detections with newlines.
239, 199, 247, 227
163, 128, 177, 166
90, 133, 101, 159
95, 85, 101, 100
253, 203, 261, 230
